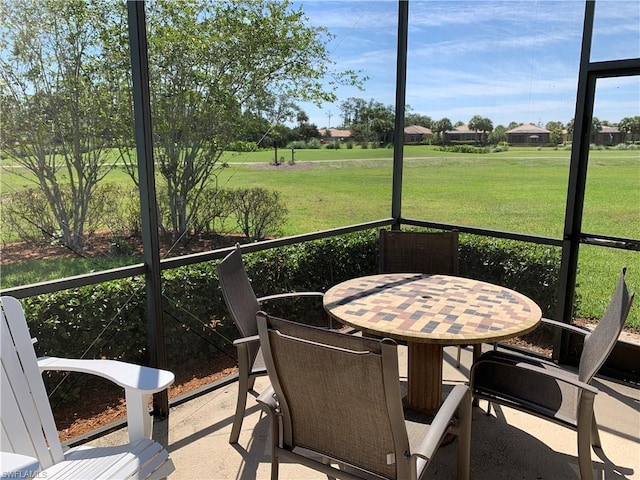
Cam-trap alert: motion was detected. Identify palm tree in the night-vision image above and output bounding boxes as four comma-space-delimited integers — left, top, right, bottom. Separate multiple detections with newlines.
468, 115, 484, 144
434, 118, 452, 145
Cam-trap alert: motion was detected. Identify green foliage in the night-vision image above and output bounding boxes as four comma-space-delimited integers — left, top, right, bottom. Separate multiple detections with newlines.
20, 230, 565, 402
307, 139, 322, 149
285, 140, 307, 149
491, 145, 509, 153
325, 141, 342, 149
459, 236, 562, 317
438, 145, 489, 154
23, 229, 563, 365
227, 140, 258, 152
1, 183, 124, 245
285, 139, 322, 149
231, 187, 288, 240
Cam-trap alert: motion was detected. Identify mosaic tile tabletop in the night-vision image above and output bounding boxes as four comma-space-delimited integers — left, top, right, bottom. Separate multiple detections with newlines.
324, 273, 542, 344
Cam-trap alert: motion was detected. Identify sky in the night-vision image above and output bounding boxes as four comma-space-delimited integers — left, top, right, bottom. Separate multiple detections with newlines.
293, 0, 640, 129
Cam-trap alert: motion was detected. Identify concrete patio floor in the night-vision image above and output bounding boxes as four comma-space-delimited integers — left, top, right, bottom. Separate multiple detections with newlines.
90, 345, 640, 479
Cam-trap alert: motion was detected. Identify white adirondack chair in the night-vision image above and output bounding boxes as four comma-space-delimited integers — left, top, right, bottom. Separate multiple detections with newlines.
1, 296, 176, 479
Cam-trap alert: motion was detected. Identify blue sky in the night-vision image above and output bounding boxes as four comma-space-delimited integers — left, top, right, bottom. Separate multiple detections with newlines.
295, 1, 639, 129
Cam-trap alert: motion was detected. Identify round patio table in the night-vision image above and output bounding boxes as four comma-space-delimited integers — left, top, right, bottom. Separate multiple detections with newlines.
323, 273, 542, 413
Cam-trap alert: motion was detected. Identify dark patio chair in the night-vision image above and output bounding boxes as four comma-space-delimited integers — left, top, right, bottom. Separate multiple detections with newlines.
471, 267, 634, 480
256, 311, 472, 480
217, 245, 325, 444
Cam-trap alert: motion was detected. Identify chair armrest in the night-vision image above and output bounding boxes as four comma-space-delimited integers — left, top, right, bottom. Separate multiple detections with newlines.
38, 357, 174, 393
472, 354, 599, 395
233, 334, 260, 346
1, 452, 39, 478
38, 356, 174, 442
540, 318, 592, 336
256, 385, 278, 411
257, 291, 324, 303
512, 361, 599, 394
412, 384, 470, 461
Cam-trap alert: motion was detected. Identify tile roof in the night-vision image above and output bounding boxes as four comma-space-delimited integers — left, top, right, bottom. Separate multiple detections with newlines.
506, 123, 550, 134
404, 125, 432, 135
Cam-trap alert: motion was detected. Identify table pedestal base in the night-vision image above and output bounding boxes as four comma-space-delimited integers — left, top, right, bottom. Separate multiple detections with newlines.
406, 342, 443, 414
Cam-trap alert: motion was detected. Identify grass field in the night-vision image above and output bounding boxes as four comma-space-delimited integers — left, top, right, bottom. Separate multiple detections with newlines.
1, 145, 639, 326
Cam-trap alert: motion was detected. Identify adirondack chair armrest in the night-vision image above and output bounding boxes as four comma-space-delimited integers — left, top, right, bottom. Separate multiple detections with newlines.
257, 291, 324, 303
0, 452, 40, 479
38, 356, 174, 442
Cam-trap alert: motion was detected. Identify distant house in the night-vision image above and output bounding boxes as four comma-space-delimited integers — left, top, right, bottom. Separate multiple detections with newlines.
318, 128, 352, 142
593, 125, 623, 145
445, 124, 476, 143
404, 125, 432, 143
506, 124, 550, 145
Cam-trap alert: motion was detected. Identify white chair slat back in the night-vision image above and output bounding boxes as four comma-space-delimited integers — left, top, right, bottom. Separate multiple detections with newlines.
1, 296, 64, 468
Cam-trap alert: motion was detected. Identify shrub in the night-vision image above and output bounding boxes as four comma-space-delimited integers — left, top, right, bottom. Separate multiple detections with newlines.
307, 139, 322, 149
325, 141, 341, 149
231, 187, 288, 241
285, 140, 307, 150
23, 230, 564, 403
438, 145, 488, 154
491, 145, 509, 153
1, 183, 121, 245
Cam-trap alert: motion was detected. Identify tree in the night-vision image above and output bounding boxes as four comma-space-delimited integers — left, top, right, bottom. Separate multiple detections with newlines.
339, 97, 368, 127
339, 98, 394, 144
618, 116, 640, 143
433, 118, 453, 145
545, 121, 564, 146
405, 112, 432, 128
0, 0, 119, 249
468, 115, 484, 144
590, 117, 602, 143
566, 117, 603, 144
488, 125, 506, 145
107, 0, 364, 244
468, 115, 493, 145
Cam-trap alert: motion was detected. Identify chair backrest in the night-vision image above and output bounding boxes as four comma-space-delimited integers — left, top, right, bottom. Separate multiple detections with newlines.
217, 245, 261, 338
1, 296, 65, 469
379, 229, 459, 275
256, 313, 411, 480
579, 267, 635, 384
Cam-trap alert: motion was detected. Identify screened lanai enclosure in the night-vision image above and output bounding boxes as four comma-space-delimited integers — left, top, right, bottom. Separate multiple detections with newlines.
0, 0, 638, 445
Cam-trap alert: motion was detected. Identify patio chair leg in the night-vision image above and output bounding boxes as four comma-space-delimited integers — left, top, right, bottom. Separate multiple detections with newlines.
457, 390, 472, 480
229, 373, 250, 444
577, 426, 595, 480
591, 414, 602, 449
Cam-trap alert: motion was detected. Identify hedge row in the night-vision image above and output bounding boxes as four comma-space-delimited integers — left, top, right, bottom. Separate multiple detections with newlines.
24, 229, 564, 375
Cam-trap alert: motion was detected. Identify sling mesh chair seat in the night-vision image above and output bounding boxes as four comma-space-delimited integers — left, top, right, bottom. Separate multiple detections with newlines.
256, 312, 472, 480
471, 267, 634, 480
217, 245, 326, 444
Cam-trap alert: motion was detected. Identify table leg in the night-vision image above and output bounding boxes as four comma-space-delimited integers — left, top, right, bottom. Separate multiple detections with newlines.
406, 342, 443, 414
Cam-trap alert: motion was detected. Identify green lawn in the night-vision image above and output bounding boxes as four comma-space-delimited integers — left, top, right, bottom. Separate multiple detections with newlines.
1, 145, 639, 326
